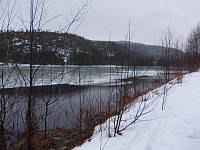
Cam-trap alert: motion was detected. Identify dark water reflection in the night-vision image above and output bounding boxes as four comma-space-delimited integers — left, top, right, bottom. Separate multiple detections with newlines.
1, 76, 160, 133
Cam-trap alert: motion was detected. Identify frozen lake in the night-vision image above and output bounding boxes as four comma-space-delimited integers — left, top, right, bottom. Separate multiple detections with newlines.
1, 65, 163, 131
0, 64, 161, 88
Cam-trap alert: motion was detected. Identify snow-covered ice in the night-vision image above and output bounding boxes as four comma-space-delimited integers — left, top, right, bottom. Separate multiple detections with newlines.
0, 65, 160, 88
73, 71, 200, 150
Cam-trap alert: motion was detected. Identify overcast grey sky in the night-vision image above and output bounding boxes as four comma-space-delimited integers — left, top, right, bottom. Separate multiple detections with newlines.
1, 0, 200, 45
76, 0, 200, 45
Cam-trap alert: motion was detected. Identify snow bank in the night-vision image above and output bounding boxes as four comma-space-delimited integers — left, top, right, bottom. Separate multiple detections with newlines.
73, 72, 200, 150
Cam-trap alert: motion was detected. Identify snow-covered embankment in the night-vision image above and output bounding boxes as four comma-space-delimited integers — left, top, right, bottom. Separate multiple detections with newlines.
73, 72, 200, 150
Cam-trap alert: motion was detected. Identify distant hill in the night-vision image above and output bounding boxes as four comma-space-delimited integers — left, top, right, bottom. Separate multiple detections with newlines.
115, 41, 164, 57
0, 31, 155, 66
115, 41, 184, 58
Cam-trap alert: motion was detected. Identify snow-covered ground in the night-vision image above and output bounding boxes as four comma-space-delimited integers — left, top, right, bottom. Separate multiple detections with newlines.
73, 71, 200, 150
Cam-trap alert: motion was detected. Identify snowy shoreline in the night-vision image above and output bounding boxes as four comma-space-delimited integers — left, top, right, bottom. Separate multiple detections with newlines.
73, 71, 200, 150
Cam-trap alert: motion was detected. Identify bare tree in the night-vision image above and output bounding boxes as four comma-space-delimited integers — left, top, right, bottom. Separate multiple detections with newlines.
0, 0, 90, 149
23, 0, 89, 148
160, 27, 175, 82
0, 0, 18, 149
185, 24, 200, 71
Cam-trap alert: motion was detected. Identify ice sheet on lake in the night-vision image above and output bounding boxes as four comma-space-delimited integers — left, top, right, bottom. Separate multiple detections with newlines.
0, 65, 161, 88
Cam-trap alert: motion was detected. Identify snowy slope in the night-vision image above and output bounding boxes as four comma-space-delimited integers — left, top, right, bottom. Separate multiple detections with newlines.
73, 72, 200, 150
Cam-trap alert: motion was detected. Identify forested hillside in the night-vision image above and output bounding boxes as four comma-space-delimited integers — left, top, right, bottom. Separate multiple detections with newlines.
0, 30, 155, 65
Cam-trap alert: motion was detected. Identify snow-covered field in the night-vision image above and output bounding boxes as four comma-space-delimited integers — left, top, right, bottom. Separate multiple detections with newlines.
73, 71, 200, 150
